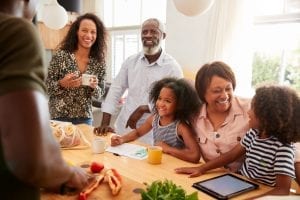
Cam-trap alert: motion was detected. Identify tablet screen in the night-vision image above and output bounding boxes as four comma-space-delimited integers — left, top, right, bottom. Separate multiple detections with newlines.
192, 174, 259, 199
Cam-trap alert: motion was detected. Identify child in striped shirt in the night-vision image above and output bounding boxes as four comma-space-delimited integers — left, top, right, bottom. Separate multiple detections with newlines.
295, 142, 300, 185
176, 85, 300, 196
110, 77, 201, 163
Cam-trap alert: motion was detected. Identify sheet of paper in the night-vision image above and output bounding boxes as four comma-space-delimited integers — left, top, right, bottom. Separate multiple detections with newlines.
106, 143, 147, 160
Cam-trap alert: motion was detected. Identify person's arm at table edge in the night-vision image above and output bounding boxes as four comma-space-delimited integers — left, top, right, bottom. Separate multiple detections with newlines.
94, 112, 115, 134
244, 174, 293, 200
175, 144, 245, 177
0, 90, 74, 188
295, 162, 300, 186
95, 60, 129, 133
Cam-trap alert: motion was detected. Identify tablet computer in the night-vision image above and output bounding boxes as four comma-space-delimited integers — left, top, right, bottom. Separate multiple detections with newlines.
192, 173, 259, 200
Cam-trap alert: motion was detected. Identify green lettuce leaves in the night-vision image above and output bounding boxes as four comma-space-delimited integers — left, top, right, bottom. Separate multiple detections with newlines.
141, 180, 198, 200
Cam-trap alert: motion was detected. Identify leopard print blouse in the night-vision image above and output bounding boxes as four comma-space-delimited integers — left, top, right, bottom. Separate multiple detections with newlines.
46, 49, 106, 119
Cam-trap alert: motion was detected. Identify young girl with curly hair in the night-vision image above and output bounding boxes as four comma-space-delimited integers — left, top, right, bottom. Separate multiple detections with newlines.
176, 85, 300, 196
111, 77, 202, 163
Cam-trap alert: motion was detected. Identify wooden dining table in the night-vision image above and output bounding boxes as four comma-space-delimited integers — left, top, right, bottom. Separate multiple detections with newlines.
42, 124, 299, 200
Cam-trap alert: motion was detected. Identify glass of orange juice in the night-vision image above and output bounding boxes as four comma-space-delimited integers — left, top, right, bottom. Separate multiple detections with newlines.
147, 146, 162, 164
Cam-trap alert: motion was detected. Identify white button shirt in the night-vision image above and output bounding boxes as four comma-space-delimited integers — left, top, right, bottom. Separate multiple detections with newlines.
101, 50, 183, 144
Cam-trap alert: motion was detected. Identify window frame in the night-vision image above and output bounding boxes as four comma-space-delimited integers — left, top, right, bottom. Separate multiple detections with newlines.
251, 0, 300, 91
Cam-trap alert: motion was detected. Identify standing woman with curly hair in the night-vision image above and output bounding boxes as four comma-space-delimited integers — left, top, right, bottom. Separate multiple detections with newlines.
46, 13, 107, 125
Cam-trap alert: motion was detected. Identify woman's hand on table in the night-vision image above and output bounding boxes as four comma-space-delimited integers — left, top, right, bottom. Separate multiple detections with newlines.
110, 135, 123, 146
174, 166, 205, 178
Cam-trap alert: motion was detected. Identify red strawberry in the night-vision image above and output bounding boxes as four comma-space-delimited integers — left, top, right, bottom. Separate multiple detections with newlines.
90, 161, 104, 173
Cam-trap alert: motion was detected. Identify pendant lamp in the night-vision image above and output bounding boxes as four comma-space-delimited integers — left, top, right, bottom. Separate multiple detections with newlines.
42, 0, 68, 30
173, 0, 215, 16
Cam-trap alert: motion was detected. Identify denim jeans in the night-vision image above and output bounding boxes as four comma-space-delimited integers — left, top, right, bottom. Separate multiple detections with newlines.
53, 117, 93, 125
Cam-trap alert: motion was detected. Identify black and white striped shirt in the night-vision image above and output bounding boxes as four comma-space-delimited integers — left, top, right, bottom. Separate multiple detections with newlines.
240, 129, 295, 186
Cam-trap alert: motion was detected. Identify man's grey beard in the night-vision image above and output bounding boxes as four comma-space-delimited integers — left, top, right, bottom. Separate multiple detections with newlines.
143, 44, 161, 55
143, 37, 164, 56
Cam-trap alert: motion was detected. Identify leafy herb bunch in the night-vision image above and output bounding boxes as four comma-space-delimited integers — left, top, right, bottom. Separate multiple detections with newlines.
141, 179, 198, 200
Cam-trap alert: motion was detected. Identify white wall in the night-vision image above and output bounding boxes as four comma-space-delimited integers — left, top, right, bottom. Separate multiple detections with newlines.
82, 0, 104, 18
165, 0, 253, 97
166, 0, 212, 78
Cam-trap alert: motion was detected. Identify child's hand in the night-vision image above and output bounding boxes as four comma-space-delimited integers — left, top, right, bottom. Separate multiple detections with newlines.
110, 135, 123, 146
174, 166, 205, 178
155, 141, 169, 153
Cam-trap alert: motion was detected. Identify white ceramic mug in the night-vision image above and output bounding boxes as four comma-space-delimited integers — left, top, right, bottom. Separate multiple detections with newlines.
82, 74, 96, 86
92, 138, 107, 154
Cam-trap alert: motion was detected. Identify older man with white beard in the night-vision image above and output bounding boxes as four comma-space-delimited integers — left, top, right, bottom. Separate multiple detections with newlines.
94, 18, 183, 144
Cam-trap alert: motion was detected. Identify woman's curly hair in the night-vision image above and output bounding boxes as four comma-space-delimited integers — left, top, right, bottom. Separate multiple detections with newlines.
149, 77, 202, 125
59, 13, 107, 63
253, 85, 300, 144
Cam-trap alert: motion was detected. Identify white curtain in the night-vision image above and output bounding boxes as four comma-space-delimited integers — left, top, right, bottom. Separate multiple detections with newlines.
205, 0, 255, 97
